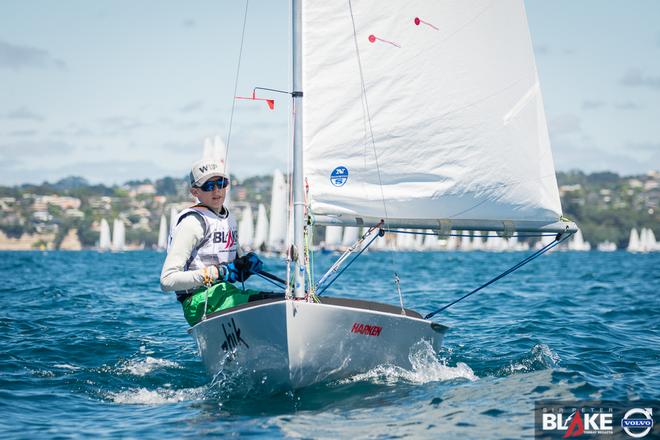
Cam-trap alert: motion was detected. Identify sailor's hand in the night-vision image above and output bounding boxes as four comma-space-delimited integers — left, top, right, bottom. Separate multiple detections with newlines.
216, 262, 240, 283
233, 252, 264, 282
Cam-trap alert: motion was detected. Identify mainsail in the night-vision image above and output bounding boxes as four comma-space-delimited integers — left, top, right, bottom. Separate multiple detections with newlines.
301, 0, 568, 233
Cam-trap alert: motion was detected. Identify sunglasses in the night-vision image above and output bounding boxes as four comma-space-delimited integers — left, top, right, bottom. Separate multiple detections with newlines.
197, 178, 229, 191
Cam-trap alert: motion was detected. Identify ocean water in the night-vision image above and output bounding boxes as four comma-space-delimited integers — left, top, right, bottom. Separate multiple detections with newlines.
1, 250, 658, 438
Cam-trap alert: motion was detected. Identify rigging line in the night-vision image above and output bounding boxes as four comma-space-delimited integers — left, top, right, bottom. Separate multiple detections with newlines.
424, 232, 573, 319
316, 222, 383, 288
347, 0, 401, 300
316, 231, 381, 296
223, 0, 250, 174
255, 272, 286, 290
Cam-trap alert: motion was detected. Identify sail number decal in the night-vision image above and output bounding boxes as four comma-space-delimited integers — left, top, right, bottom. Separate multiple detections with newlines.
351, 322, 382, 337
330, 166, 349, 187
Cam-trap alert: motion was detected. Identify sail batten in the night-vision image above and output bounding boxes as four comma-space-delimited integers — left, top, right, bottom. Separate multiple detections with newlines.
302, 0, 566, 232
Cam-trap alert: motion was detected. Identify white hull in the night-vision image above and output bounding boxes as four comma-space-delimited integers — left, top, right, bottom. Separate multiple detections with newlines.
190, 298, 447, 392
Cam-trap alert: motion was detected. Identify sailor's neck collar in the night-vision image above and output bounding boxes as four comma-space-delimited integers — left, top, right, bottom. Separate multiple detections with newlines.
196, 204, 228, 219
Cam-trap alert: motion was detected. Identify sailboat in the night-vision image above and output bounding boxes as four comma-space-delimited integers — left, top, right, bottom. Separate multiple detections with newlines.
189, 0, 576, 391
252, 203, 269, 251
321, 225, 343, 252
111, 219, 126, 252
238, 205, 255, 250
267, 169, 288, 253
98, 218, 112, 251
157, 215, 168, 251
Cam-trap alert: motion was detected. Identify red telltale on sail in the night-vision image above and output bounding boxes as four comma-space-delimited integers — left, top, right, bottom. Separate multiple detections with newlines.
235, 90, 275, 110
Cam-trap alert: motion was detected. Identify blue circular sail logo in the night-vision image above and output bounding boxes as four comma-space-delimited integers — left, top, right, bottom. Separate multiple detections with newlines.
330, 166, 349, 187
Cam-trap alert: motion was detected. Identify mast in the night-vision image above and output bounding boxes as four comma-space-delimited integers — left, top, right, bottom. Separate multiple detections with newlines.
291, 0, 305, 298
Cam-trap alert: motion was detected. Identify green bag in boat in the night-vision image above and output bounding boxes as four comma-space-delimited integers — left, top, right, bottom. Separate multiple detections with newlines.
182, 282, 260, 326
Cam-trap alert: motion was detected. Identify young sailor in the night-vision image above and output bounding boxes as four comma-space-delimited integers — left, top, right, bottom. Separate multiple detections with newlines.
160, 158, 265, 326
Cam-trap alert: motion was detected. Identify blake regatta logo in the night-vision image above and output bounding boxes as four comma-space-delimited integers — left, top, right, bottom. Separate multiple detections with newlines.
351, 322, 382, 336
535, 401, 659, 439
220, 318, 249, 352
537, 402, 613, 438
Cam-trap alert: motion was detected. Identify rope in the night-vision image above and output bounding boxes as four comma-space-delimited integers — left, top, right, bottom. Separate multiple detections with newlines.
223, 0, 250, 174
316, 231, 380, 296
348, 0, 401, 306
424, 232, 572, 319
255, 272, 286, 290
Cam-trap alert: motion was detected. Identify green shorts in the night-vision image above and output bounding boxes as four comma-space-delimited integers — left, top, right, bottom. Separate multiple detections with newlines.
181, 282, 260, 326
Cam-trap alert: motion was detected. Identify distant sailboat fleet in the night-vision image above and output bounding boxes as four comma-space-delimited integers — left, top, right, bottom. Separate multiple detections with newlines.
98, 137, 657, 254
97, 218, 126, 251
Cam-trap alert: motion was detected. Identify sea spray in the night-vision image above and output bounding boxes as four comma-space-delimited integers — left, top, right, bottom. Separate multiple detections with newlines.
338, 340, 477, 385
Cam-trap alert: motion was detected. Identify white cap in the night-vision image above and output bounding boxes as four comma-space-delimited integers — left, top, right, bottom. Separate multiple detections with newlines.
189, 158, 228, 187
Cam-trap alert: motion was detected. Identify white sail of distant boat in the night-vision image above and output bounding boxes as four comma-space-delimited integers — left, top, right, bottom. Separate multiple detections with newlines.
238, 206, 255, 249
636, 227, 658, 252
341, 226, 360, 248
484, 231, 501, 251
645, 228, 658, 251
190, 0, 577, 392
471, 232, 484, 251
252, 203, 269, 251
324, 225, 343, 250
169, 206, 179, 236
568, 229, 591, 251
157, 215, 168, 250
459, 232, 472, 251
99, 218, 112, 250
627, 228, 640, 252
422, 230, 440, 251
112, 219, 126, 251
267, 169, 287, 252
201, 135, 232, 206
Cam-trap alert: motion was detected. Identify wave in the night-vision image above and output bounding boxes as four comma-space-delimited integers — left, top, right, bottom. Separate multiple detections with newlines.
495, 343, 560, 376
115, 356, 182, 377
106, 386, 206, 405
338, 340, 478, 385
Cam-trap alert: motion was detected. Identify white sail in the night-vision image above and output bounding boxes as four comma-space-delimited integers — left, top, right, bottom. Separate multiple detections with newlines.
112, 219, 126, 251
627, 228, 640, 252
567, 229, 591, 251
471, 232, 484, 251
422, 230, 440, 250
253, 203, 269, 250
341, 226, 360, 247
324, 226, 344, 247
99, 218, 112, 250
301, 0, 569, 233
459, 232, 472, 251
646, 228, 658, 251
446, 234, 458, 251
238, 206, 255, 249
157, 215, 168, 250
268, 170, 288, 251
169, 206, 179, 236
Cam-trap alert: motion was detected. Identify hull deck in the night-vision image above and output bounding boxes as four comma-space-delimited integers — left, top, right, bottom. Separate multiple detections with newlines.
190, 297, 448, 391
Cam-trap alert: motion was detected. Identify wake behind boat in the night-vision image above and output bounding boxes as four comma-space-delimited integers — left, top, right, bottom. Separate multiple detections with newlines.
188, 0, 577, 392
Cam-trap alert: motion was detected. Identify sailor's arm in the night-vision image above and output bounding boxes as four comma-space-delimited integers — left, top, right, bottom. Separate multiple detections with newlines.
160, 215, 214, 291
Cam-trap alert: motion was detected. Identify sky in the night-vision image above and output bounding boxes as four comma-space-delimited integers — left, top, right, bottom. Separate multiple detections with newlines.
0, 0, 659, 186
